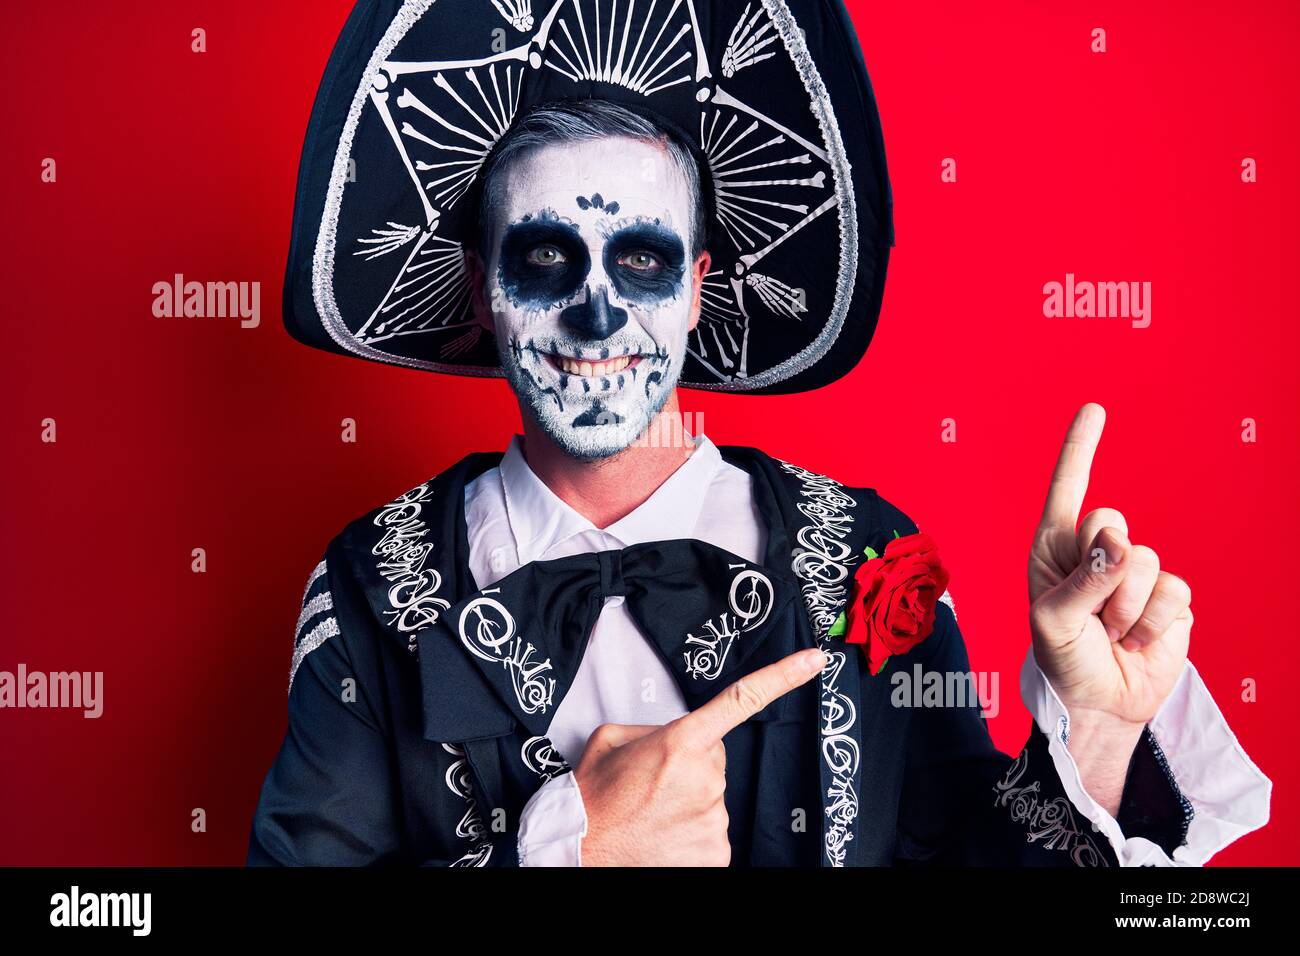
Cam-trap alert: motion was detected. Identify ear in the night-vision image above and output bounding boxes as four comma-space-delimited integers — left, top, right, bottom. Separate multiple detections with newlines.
463, 248, 495, 333
686, 248, 711, 333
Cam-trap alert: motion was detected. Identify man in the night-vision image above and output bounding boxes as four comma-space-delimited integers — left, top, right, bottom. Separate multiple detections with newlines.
251, 0, 1269, 866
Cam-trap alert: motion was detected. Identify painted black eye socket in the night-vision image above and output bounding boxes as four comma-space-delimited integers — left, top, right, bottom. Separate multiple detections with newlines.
498, 220, 590, 307
603, 224, 686, 303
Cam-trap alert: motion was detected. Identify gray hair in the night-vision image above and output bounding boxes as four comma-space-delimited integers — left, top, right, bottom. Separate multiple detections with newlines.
475, 98, 707, 260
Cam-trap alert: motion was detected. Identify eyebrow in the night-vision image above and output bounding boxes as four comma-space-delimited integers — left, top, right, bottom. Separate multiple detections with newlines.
498, 215, 585, 250
508, 207, 580, 230
601, 220, 687, 265
596, 213, 679, 240
500, 210, 686, 262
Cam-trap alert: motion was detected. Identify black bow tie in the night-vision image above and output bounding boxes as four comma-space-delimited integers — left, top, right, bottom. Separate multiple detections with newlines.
420, 539, 806, 737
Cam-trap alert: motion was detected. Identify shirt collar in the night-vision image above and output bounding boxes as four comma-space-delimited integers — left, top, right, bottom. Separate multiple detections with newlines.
498, 432, 723, 563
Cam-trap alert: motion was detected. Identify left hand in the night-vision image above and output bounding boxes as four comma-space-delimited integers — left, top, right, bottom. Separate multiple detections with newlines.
1029, 404, 1192, 737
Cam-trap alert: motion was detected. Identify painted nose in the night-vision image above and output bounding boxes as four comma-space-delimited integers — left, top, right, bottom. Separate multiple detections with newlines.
559, 285, 627, 341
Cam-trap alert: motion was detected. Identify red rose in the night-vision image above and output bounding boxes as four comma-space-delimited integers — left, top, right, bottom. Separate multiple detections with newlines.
843, 532, 950, 675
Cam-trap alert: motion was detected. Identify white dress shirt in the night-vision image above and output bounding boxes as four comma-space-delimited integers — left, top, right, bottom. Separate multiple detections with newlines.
463, 432, 1271, 866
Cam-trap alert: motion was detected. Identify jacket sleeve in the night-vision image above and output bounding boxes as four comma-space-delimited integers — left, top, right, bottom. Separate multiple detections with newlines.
865, 495, 1261, 867
246, 554, 521, 867
891, 588, 1270, 866
891, 600, 1127, 866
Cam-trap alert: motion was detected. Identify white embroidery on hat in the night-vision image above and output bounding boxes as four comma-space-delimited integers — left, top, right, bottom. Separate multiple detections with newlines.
310, 0, 861, 392
722, 3, 778, 78
491, 0, 534, 32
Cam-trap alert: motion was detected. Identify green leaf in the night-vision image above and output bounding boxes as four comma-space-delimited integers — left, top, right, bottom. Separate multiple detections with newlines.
892, 529, 901, 539
863, 545, 878, 560
828, 611, 846, 637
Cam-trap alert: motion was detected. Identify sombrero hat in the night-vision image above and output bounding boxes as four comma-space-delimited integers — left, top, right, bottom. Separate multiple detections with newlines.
283, 0, 893, 394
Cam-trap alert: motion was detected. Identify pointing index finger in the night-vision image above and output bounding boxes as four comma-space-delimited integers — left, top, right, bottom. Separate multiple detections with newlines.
672, 648, 826, 750
1039, 403, 1106, 532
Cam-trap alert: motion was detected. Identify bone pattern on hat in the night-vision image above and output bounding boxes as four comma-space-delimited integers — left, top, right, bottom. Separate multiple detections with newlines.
323, 0, 848, 389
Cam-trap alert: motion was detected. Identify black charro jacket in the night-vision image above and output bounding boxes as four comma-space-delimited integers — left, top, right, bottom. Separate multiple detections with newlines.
247, 446, 1187, 867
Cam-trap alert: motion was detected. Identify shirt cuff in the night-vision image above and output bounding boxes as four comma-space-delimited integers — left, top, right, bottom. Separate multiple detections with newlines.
1020, 646, 1272, 866
516, 771, 589, 867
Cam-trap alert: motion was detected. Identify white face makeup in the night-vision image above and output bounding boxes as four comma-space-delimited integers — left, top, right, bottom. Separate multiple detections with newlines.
480, 136, 700, 461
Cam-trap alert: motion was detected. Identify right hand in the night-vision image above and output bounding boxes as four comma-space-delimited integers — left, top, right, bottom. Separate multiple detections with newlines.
573, 646, 827, 866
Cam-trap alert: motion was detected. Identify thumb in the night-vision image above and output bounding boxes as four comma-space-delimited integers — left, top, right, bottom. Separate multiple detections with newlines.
1035, 527, 1130, 640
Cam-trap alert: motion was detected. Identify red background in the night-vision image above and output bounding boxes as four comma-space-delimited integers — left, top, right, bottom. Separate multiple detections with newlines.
0, 0, 1294, 865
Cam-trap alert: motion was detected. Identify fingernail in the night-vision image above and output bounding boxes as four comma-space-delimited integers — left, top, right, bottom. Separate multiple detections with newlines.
1097, 528, 1127, 567
803, 649, 827, 672
1105, 625, 1122, 643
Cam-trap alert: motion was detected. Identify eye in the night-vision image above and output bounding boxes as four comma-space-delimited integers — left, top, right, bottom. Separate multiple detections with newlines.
525, 244, 567, 267
616, 250, 663, 273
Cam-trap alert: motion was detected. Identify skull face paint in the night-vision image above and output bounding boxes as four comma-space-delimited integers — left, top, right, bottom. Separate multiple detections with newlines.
480, 136, 701, 461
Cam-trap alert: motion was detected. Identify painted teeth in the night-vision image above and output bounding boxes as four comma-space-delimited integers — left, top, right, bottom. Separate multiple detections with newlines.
555, 354, 634, 377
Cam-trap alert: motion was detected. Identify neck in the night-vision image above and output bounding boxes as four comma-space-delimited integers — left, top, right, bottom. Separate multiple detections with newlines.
517, 391, 698, 529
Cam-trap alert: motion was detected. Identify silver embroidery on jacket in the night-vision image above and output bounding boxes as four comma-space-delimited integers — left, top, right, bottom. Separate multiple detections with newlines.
442, 742, 494, 866
522, 735, 570, 780
683, 565, 776, 680
779, 459, 860, 867
457, 590, 556, 714
993, 747, 1108, 867
371, 481, 452, 651
288, 559, 340, 693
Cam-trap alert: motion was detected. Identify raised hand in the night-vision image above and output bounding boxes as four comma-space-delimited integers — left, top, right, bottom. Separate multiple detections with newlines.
574, 646, 826, 866
1029, 403, 1192, 741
